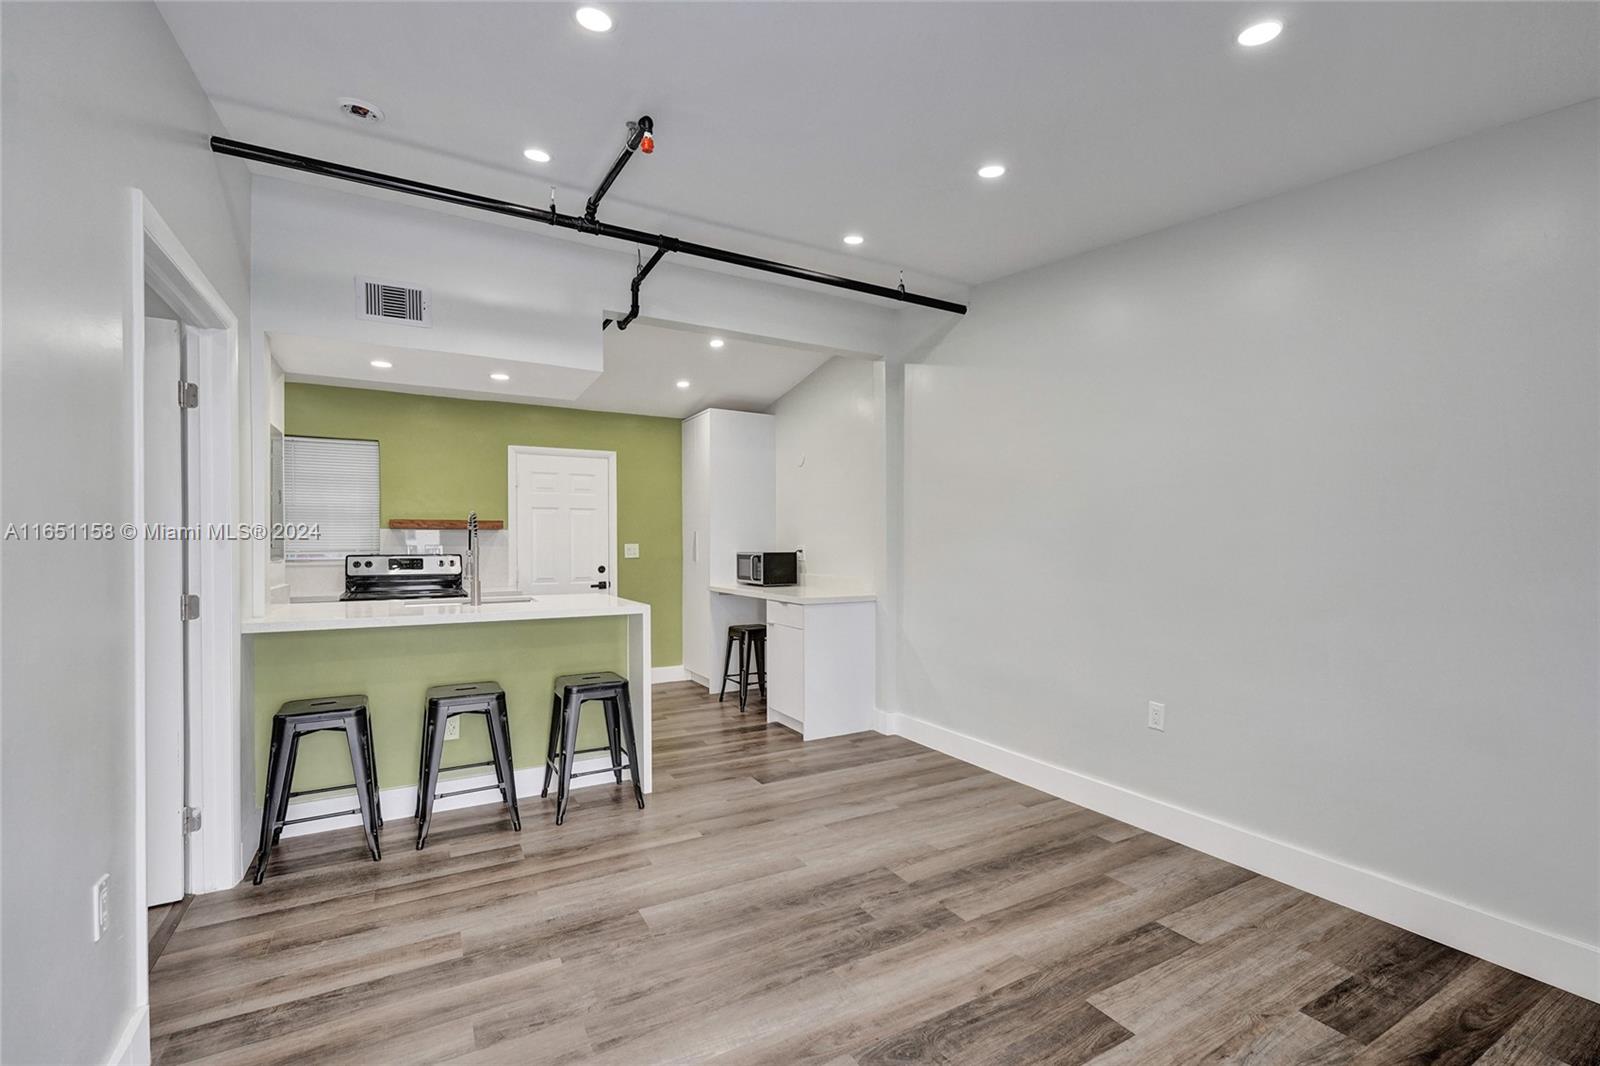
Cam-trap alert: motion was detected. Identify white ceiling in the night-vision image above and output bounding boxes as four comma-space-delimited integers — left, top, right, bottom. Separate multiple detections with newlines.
270, 320, 842, 418
163, 2, 1598, 288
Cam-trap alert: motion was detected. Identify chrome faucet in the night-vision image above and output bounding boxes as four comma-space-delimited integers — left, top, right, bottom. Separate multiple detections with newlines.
466, 511, 482, 605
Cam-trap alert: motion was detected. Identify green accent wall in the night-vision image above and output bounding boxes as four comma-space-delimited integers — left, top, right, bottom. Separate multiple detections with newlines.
284, 382, 682, 665
251, 620, 626, 792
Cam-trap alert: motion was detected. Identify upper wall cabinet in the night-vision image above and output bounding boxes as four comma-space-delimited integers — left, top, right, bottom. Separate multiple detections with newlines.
682, 410, 775, 683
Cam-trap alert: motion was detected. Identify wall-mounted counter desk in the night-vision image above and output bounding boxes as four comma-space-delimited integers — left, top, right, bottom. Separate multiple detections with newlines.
709, 582, 876, 740
242, 595, 651, 833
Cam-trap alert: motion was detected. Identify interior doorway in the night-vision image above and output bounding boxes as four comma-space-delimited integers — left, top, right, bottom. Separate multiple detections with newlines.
506, 446, 618, 596
129, 189, 244, 956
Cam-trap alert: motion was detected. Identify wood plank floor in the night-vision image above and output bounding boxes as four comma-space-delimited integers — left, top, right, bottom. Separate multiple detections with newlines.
148, 896, 193, 971
151, 682, 1599, 1065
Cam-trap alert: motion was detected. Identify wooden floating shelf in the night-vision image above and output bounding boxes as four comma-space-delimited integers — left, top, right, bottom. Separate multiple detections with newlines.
388, 519, 505, 530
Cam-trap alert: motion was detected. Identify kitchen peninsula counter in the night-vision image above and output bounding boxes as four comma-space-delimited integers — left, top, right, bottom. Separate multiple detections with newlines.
242, 592, 649, 634
242, 593, 653, 814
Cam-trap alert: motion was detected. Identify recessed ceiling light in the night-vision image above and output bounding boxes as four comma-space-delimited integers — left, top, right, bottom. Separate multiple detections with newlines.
843, 234, 864, 246
977, 163, 1006, 179
369, 359, 392, 368
1237, 19, 1283, 46
708, 338, 725, 349
523, 147, 551, 163
575, 6, 612, 32
338, 97, 384, 124
490, 372, 511, 382
676, 380, 691, 389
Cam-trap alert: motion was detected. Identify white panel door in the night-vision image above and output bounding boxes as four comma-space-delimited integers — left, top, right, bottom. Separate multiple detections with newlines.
512, 451, 613, 595
144, 317, 186, 905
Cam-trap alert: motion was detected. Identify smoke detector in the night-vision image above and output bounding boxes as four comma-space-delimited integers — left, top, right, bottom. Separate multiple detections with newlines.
338, 98, 385, 124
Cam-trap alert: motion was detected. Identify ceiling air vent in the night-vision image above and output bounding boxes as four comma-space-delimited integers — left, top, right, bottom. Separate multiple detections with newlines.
356, 277, 430, 326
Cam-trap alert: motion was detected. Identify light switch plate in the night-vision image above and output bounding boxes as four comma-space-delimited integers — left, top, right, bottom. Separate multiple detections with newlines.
624, 543, 640, 559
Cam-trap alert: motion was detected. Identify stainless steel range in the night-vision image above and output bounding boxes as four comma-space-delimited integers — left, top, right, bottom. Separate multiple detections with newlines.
341, 554, 467, 602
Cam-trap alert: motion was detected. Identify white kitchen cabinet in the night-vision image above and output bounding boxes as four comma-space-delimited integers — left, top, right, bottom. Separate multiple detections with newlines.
766, 612, 805, 725
682, 409, 775, 685
755, 595, 876, 740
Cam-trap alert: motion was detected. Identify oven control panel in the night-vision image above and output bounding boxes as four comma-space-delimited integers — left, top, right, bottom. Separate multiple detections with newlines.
344, 554, 462, 575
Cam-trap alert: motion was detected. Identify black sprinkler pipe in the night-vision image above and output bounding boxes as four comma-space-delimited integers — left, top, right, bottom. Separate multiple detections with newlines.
209, 136, 967, 316
608, 244, 671, 331
585, 115, 652, 224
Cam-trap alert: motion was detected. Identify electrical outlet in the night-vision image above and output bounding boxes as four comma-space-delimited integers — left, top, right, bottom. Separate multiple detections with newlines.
92, 874, 110, 941
443, 717, 461, 742
1147, 701, 1166, 732
624, 543, 640, 559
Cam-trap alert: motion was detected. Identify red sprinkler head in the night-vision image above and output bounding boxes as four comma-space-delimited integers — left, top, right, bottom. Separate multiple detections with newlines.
630, 116, 655, 155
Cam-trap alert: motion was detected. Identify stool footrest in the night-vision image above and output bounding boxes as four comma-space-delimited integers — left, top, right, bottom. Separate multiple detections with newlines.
569, 764, 631, 779
544, 745, 617, 767
283, 808, 363, 826
287, 782, 362, 799
438, 760, 497, 773
435, 783, 505, 800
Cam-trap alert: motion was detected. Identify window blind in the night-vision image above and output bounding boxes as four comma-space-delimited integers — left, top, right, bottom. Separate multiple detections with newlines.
282, 436, 380, 559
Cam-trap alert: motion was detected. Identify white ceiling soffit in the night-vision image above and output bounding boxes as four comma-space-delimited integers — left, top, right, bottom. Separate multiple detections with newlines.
268, 320, 848, 419
161, 2, 1600, 286
588, 319, 840, 417
267, 333, 600, 403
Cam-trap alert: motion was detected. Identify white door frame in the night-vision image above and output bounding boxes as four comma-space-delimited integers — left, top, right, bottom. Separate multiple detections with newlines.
505, 446, 619, 595
127, 189, 244, 975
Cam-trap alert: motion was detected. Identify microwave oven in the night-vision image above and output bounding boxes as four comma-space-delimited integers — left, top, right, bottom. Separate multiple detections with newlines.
736, 551, 799, 586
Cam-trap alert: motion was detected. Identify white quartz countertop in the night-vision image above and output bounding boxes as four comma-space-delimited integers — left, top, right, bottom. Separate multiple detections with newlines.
709, 581, 876, 605
243, 593, 649, 634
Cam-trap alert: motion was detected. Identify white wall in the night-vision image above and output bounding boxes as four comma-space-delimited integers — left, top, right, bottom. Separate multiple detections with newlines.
1, 4, 252, 1063
895, 103, 1599, 987
771, 357, 885, 587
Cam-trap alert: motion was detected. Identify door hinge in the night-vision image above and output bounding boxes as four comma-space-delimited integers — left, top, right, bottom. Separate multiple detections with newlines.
182, 807, 202, 834
180, 593, 201, 621
178, 380, 199, 409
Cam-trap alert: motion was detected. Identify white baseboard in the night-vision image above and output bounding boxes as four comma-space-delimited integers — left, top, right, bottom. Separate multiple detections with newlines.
106, 1003, 150, 1065
280, 755, 629, 839
878, 709, 1600, 1003
652, 664, 690, 683
685, 670, 709, 689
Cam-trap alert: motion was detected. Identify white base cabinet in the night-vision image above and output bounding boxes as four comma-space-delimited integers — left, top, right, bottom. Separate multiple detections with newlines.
766, 611, 805, 726
762, 598, 876, 740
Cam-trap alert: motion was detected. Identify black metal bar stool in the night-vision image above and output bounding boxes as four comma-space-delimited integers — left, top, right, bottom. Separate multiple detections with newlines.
543, 672, 644, 825
719, 623, 767, 712
252, 694, 381, 884
416, 681, 520, 849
